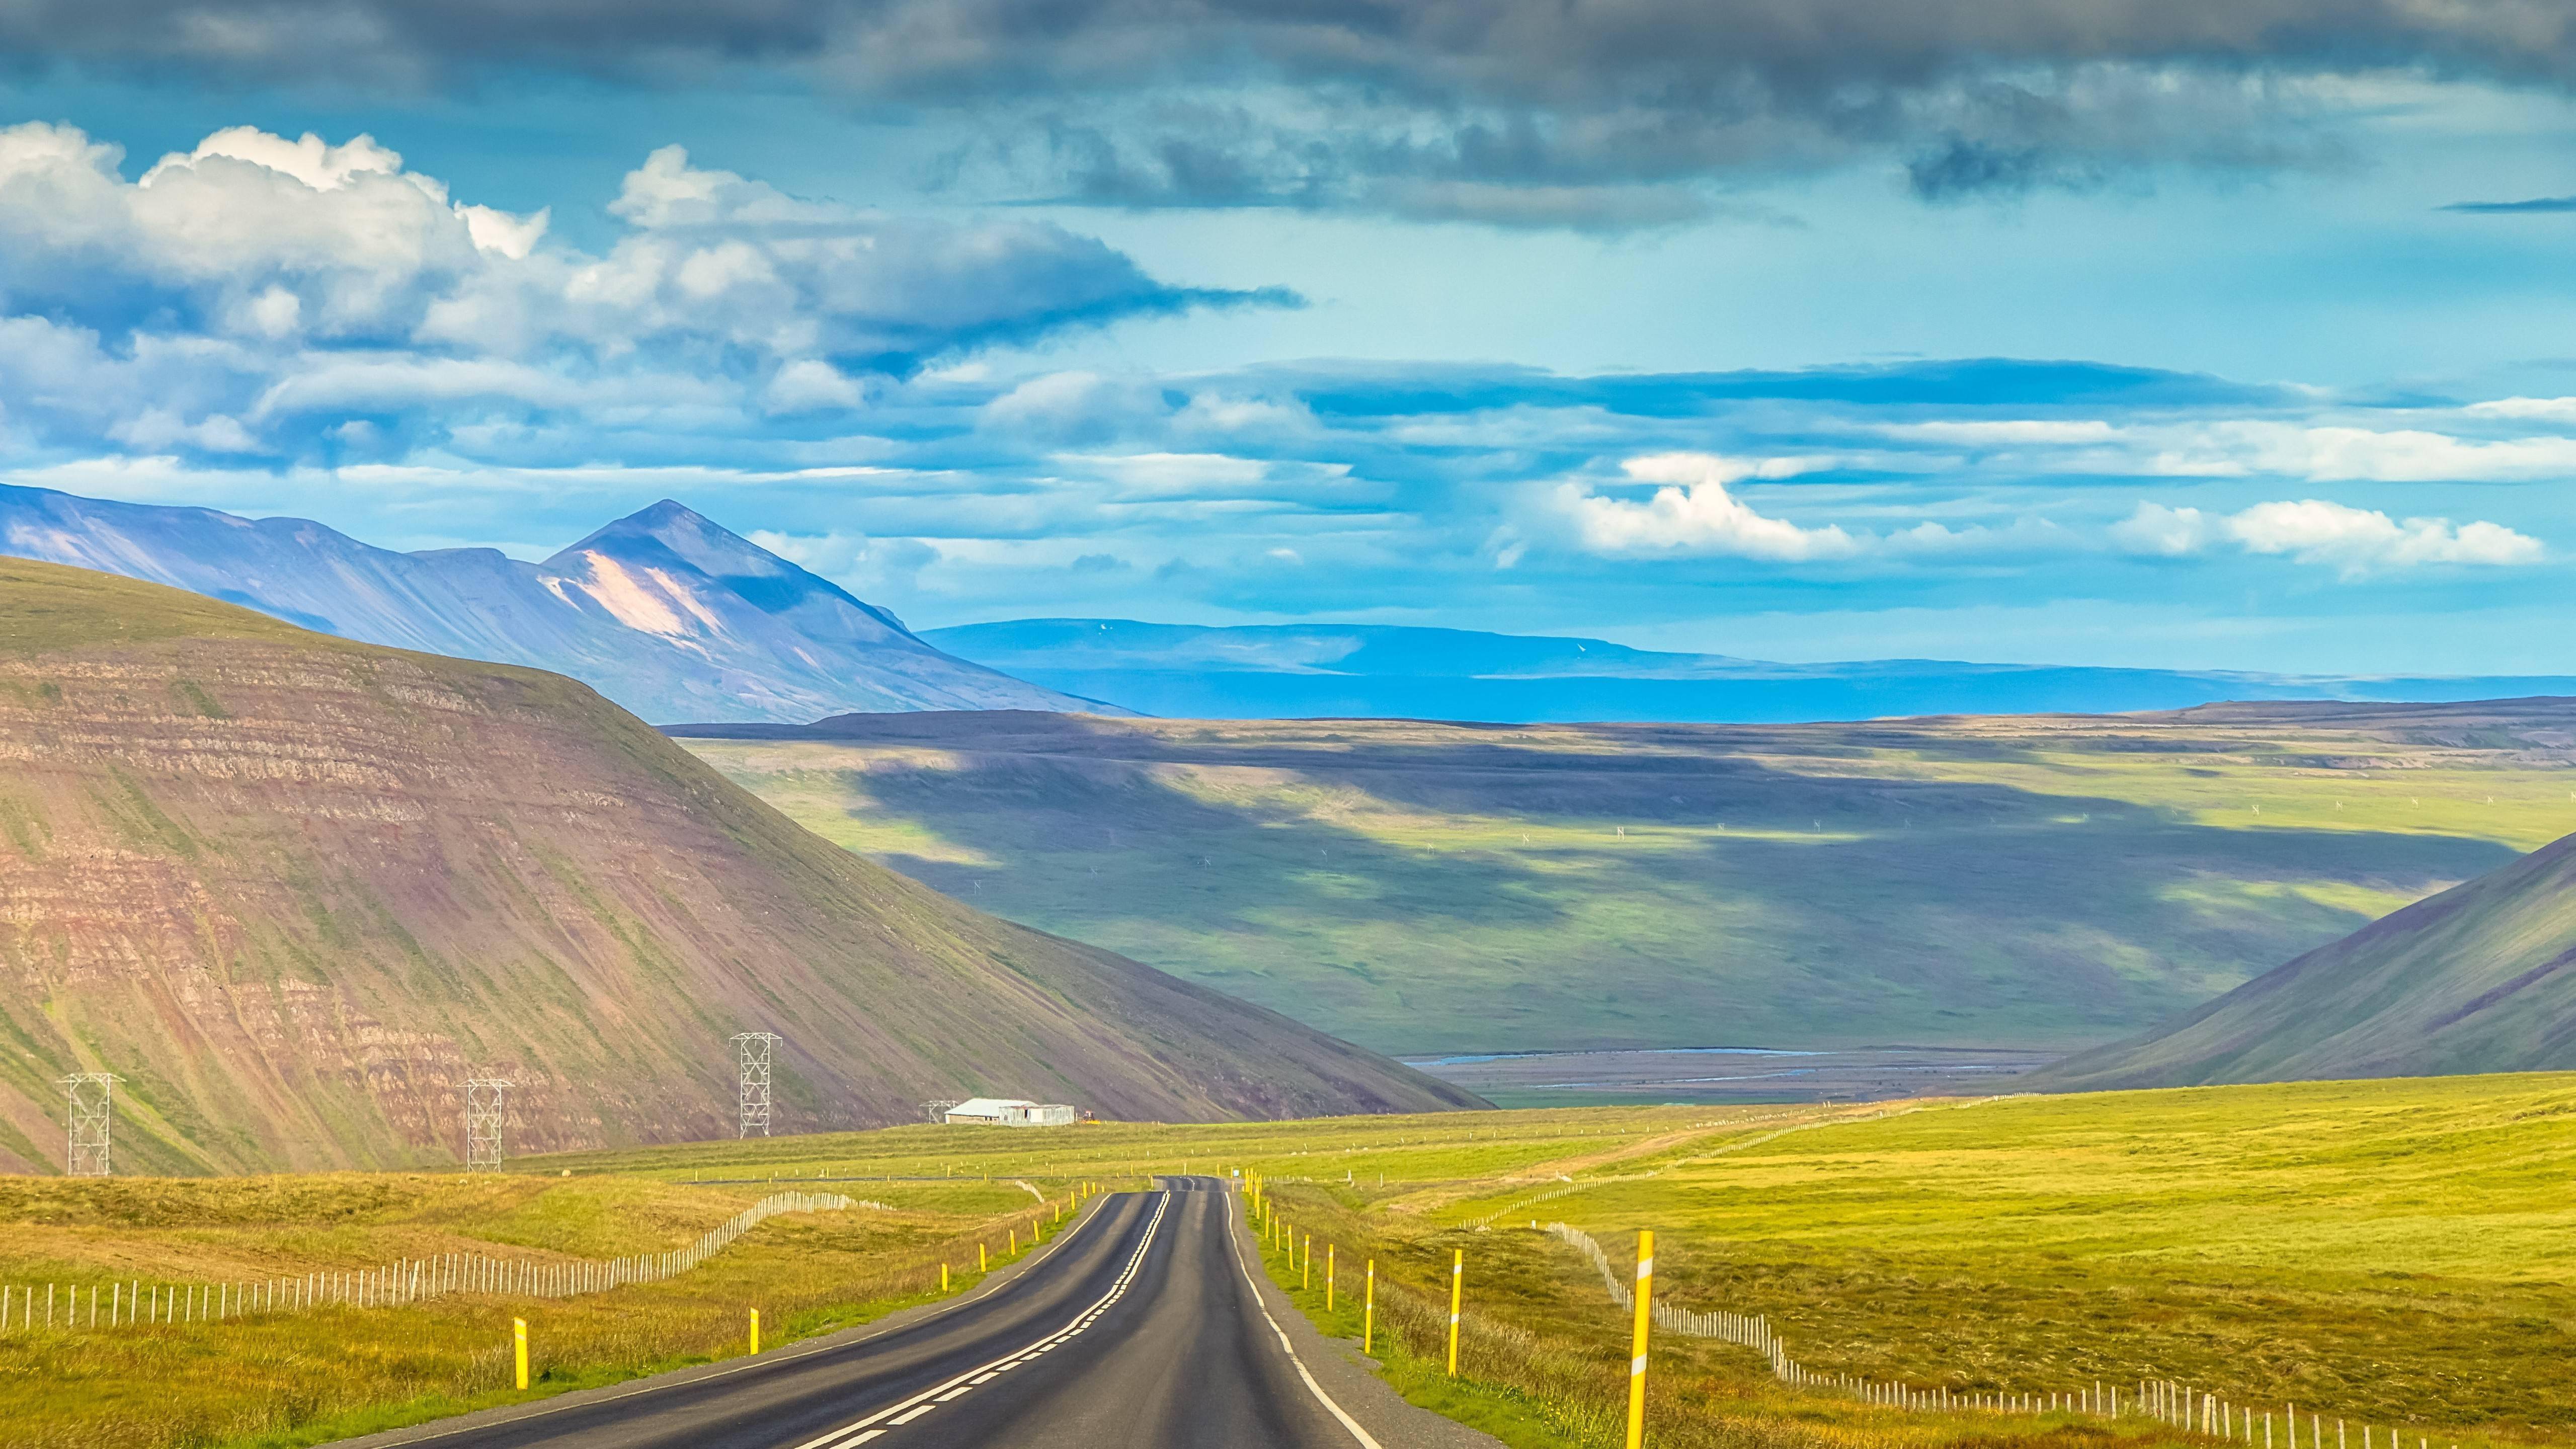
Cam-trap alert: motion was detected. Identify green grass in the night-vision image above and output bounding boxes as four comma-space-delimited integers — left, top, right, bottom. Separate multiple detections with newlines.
19, 1077, 2576, 1448
679, 711, 2576, 1055
0, 557, 316, 657
0, 1168, 1087, 1449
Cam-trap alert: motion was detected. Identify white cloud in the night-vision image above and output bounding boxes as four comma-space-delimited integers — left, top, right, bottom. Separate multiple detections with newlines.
1881, 413, 2576, 484
2463, 397, 2576, 424
1555, 452, 1857, 560
1885, 420, 2122, 446
0, 123, 1240, 463
2113, 499, 2542, 576
763, 359, 867, 414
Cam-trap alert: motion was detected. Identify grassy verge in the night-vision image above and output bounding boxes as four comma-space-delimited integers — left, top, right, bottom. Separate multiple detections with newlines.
21, 1078, 2576, 1449
0, 1174, 1090, 1449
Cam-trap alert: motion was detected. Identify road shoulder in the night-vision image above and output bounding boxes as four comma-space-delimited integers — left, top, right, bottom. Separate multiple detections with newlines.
1220, 1191, 1505, 1449
324, 1192, 1125, 1449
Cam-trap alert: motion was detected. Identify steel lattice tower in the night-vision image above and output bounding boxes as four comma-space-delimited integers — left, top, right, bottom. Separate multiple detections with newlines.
464, 1077, 512, 1170
733, 1033, 782, 1138
60, 1073, 118, 1177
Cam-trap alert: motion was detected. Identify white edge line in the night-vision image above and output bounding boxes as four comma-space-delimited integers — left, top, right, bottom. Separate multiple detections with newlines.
369, 1189, 1127, 1449
791, 1189, 1174, 1449
1224, 1185, 1387, 1449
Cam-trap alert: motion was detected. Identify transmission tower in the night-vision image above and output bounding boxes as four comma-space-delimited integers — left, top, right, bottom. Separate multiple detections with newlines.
464, 1077, 512, 1170
60, 1074, 118, 1177
733, 1033, 782, 1138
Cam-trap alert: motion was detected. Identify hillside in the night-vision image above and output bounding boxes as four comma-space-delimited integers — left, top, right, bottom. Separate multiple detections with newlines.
670, 704, 2576, 1056
924, 617, 2576, 722
2032, 828, 2576, 1090
0, 559, 1474, 1174
0, 483, 1099, 722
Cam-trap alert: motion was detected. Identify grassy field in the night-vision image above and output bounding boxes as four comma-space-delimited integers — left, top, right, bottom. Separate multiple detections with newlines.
0, 1169, 1077, 1449
677, 704, 2576, 1057
14, 1074, 2575, 1449
554, 1075, 2576, 1447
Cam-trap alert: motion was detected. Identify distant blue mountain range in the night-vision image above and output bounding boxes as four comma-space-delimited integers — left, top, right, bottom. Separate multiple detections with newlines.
924, 619, 2576, 723
10, 480, 2569, 727
0, 484, 1097, 723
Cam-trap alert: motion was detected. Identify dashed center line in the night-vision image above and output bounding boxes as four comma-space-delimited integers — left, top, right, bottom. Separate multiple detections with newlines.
786, 1190, 1173, 1448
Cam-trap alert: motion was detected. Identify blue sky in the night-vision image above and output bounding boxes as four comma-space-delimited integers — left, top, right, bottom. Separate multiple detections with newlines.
10, 6, 2576, 674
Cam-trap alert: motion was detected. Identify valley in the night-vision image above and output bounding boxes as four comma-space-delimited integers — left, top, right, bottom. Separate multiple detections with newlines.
0, 560, 1468, 1177
675, 702, 2576, 1059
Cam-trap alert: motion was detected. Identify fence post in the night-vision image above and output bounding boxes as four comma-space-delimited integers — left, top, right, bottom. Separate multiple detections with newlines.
1447, 1249, 1464, 1377
1627, 1230, 1654, 1449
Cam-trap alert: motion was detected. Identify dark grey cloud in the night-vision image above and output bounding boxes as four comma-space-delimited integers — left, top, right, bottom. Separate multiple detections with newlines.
12, 0, 2571, 222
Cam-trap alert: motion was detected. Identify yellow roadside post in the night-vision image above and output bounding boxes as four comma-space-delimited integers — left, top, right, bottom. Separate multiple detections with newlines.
750, 1308, 761, 1355
1363, 1260, 1376, 1354
1326, 1244, 1336, 1311
1009, 1228, 1017, 1255
1302, 1234, 1311, 1290
941, 1263, 950, 1292
980, 1244, 988, 1272
1447, 1249, 1464, 1377
1626, 1230, 1654, 1449
513, 1317, 529, 1391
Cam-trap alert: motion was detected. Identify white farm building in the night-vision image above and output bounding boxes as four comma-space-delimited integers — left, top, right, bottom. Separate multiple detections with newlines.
944, 1098, 1081, 1127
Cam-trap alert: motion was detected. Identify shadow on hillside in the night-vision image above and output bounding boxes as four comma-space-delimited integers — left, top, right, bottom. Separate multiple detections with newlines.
812, 728, 2526, 1048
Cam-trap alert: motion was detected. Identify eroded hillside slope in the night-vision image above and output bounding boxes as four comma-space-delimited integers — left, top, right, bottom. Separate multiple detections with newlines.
2034, 827, 2576, 1090
0, 560, 1473, 1173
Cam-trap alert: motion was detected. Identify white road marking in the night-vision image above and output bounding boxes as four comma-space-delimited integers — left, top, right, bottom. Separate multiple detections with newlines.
380, 1186, 1120, 1449
1223, 1187, 1387, 1449
789, 1191, 1173, 1449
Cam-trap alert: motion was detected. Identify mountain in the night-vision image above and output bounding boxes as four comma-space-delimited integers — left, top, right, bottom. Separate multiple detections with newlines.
2032, 828, 2576, 1091
0, 484, 1103, 723
0, 558, 1475, 1174
923, 618, 2576, 723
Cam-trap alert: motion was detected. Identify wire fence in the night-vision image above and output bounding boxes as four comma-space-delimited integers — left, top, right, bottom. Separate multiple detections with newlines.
1546, 1222, 2456, 1449
1, 1190, 877, 1334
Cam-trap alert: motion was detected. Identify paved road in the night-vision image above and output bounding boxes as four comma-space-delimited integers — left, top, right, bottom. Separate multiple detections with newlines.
360, 1176, 1424, 1449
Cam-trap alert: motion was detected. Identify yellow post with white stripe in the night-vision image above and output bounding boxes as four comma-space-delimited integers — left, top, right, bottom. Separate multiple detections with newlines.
1447, 1249, 1464, 1377
1626, 1230, 1653, 1449
513, 1317, 529, 1391
1363, 1260, 1376, 1354
750, 1308, 761, 1354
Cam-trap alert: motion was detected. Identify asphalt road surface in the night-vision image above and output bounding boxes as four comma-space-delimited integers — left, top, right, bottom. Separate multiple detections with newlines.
353, 1176, 1489, 1449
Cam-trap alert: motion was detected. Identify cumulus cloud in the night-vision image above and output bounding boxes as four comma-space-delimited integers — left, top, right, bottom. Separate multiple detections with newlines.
1555, 452, 1858, 560
2112, 499, 2543, 576
0, 124, 1282, 463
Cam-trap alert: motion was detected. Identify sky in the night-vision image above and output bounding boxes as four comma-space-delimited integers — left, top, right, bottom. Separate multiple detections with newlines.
9, 4, 2576, 673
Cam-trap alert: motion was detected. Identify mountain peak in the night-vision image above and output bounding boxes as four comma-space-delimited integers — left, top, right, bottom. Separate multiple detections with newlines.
543, 499, 926, 642
623, 498, 718, 531
551, 498, 779, 575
